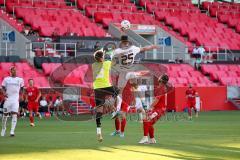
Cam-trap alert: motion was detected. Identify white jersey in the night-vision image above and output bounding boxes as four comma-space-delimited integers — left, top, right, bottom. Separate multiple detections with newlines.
113, 45, 141, 71
54, 99, 62, 107
2, 76, 24, 101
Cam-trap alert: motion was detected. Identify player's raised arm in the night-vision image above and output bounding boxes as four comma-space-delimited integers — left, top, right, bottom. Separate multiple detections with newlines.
140, 45, 159, 52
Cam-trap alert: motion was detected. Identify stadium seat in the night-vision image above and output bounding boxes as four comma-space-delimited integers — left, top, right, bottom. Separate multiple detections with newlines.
142, 1, 240, 51
201, 64, 240, 86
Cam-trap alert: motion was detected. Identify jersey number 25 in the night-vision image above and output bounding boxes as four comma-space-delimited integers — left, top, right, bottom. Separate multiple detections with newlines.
121, 53, 134, 65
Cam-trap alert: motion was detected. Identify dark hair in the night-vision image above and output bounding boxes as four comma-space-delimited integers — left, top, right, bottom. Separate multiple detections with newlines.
121, 35, 128, 42
94, 50, 104, 62
159, 74, 169, 84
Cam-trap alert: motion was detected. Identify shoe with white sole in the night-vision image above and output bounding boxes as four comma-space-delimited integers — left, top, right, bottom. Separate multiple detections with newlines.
30, 123, 35, 127
119, 132, 124, 138
1, 128, 6, 137
149, 138, 157, 144
111, 111, 119, 119
110, 130, 120, 136
138, 136, 149, 144
10, 130, 15, 137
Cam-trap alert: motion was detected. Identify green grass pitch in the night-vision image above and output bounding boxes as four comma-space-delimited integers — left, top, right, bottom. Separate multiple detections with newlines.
0, 111, 240, 160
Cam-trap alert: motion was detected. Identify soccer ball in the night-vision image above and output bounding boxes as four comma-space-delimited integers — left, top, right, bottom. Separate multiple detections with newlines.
121, 20, 131, 30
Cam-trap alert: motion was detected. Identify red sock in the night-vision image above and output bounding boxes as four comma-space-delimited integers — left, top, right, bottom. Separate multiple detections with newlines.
188, 107, 192, 117
115, 117, 120, 131
120, 118, 126, 133
149, 124, 154, 138
143, 121, 149, 136
30, 116, 34, 123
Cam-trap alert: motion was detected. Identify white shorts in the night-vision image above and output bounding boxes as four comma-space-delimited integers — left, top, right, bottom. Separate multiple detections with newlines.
135, 97, 143, 110
118, 71, 137, 89
113, 65, 138, 89
196, 104, 200, 112
3, 99, 19, 113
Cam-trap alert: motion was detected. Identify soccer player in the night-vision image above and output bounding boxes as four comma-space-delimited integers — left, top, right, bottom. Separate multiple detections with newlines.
110, 72, 146, 138
26, 79, 41, 127
92, 49, 119, 142
1, 66, 24, 137
138, 74, 170, 144
111, 35, 159, 118
186, 84, 197, 120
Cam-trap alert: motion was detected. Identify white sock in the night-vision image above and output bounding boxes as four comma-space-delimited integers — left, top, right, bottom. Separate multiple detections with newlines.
2, 115, 8, 130
116, 95, 122, 112
139, 113, 143, 121
97, 127, 101, 134
10, 114, 17, 133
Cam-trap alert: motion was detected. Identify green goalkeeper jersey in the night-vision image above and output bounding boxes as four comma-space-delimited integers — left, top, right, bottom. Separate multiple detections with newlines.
92, 61, 112, 89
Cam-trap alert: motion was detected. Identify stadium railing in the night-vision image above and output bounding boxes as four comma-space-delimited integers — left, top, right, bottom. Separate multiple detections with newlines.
25, 42, 77, 58
0, 42, 17, 56
6, 0, 73, 8
12, 5, 75, 16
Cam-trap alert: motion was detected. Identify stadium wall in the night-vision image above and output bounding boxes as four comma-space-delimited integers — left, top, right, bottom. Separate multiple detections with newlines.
169, 86, 237, 112
0, 19, 30, 58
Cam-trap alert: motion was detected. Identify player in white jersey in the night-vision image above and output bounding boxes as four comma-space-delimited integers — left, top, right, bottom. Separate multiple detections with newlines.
1, 66, 24, 137
111, 35, 158, 118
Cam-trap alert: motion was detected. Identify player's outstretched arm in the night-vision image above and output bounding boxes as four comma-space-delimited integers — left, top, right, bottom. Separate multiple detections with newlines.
140, 45, 159, 52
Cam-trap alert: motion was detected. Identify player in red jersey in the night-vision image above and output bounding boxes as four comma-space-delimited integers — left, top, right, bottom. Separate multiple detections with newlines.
25, 79, 41, 127
111, 72, 146, 138
139, 74, 171, 144
185, 84, 197, 120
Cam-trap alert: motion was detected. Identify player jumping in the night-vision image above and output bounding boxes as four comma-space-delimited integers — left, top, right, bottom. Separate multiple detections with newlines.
1, 66, 24, 137
25, 78, 41, 127
92, 49, 119, 142
111, 35, 159, 119
138, 74, 171, 144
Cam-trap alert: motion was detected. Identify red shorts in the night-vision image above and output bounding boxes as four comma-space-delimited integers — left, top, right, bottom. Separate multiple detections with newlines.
187, 100, 196, 108
28, 101, 39, 112
121, 101, 129, 113
147, 109, 164, 125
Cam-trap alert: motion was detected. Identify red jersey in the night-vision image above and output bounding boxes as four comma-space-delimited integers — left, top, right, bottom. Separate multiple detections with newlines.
186, 88, 196, 101
26, 87, 40, 102
153, 86, 167, 111
122, 81, 135, 106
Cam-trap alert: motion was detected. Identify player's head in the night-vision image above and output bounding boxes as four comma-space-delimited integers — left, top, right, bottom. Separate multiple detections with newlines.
120, 35, 130, 48
94, 49, 104, 62
158, 74, 169, 85
188, 83, 192, 88
28, 78, 34, 87
10, 66, 16, 77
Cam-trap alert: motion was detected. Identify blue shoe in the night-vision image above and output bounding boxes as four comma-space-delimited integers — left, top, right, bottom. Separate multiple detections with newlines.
110, 131, 120, 136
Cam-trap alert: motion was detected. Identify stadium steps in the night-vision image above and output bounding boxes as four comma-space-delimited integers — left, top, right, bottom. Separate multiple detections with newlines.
69, 100, 92, 114
229, 98, 240, 110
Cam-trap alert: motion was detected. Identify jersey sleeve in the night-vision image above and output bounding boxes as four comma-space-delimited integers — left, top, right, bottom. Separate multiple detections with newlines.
132, 46, 141, 56
1, 78, 7, 87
